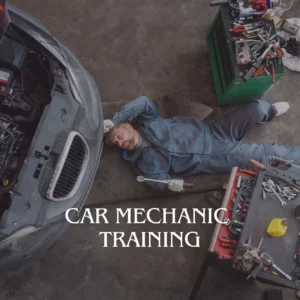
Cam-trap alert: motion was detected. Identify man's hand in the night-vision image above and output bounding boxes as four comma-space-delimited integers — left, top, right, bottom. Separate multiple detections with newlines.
104, 119, 115, 134
168, 179, 184, 192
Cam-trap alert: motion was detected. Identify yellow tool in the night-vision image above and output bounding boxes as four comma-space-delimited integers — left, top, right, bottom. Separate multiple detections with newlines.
267, 218, 288, 237
2, 177, 8, 186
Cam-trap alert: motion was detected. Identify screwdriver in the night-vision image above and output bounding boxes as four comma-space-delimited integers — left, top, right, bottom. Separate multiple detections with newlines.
220, 242, 236, 249
250, 159, 300, 188
219, 236, 237, 245
271, 60, 275, 84
294, 232, 300, 263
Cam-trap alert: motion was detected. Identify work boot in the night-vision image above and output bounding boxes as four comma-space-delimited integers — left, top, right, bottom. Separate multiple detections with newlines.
273, 102, 290, 117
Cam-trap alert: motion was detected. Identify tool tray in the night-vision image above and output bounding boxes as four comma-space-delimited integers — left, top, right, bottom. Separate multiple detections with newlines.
234, 157, 300, 289
209, 167, 257, 259
221, 5, 284, 79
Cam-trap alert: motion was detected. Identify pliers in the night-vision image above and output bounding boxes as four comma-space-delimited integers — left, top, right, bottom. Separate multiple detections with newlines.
231, 22, 264, 34
230, 25, 247, 33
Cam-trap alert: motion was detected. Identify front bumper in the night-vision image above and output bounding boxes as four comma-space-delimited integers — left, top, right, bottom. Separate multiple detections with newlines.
1, 70, 103, 237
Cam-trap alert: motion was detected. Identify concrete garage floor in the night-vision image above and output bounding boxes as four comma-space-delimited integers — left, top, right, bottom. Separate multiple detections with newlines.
2, 0, 300, 299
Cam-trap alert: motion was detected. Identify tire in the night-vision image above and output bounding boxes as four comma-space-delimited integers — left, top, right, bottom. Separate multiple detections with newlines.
0, 220, 70, 277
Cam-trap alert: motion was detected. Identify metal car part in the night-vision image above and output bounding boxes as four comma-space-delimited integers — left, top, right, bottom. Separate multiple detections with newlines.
47, 131, 90, 202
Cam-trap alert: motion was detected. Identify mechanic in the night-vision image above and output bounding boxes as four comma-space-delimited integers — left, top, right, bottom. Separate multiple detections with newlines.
104, 96, 297, 193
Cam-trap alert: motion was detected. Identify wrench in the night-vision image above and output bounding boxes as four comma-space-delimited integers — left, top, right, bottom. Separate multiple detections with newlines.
268, 185, 287, 207
137, 176, 171, 184
252, 44, 265, 56
244, 40, 277, 81
136, 176, 194, 188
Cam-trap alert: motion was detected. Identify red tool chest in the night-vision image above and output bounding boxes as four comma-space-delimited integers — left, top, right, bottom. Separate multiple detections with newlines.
209, 167, 256, 259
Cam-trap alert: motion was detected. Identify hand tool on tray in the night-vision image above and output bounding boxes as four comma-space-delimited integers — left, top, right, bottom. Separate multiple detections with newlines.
136, 176, 194, 188
244, 40, 277, 81
250, 159, 300, 189
260, 252, 292, 280
263, 177, 298, 202
247, 249, 291, 280
246, 238, 264, 279
262, 181, 287, 207
257, 237, 264, 249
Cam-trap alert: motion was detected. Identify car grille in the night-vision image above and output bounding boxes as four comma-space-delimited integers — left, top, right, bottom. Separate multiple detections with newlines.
47, 132, 89, 201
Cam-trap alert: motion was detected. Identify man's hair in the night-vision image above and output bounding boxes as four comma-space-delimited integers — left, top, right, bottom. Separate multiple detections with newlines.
104, 127, 117, 146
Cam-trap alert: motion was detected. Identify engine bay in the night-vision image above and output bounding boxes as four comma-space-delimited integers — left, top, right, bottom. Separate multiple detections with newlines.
0, 26, 54, 213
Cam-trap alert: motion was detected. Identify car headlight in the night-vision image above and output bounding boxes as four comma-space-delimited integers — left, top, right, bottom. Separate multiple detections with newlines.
0, 223, 61, 260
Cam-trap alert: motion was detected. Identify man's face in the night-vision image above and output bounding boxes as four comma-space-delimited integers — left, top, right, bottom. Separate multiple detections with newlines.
107, 123, 138, 150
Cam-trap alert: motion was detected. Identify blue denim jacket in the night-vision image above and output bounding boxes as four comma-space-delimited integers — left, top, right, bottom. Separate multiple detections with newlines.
111, 96, 224, 191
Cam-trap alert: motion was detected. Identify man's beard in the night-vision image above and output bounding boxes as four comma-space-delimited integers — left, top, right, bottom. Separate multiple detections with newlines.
123, 138, 135, 150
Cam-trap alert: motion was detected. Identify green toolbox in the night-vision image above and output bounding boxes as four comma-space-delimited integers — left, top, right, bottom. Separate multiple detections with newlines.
207, 5, 284, 106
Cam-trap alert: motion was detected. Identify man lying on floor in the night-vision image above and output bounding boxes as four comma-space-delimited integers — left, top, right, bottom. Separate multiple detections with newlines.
103, 96, 296, 192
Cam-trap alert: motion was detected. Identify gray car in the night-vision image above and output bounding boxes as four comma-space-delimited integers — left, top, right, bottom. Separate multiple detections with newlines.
0, 0, 103, 271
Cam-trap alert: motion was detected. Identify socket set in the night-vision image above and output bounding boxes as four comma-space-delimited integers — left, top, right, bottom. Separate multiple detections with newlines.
228, 175, 257, 238
210, 167, 257, 260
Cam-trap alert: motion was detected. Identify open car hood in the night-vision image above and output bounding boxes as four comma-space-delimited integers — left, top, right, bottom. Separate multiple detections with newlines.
0, 0, 10, 42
